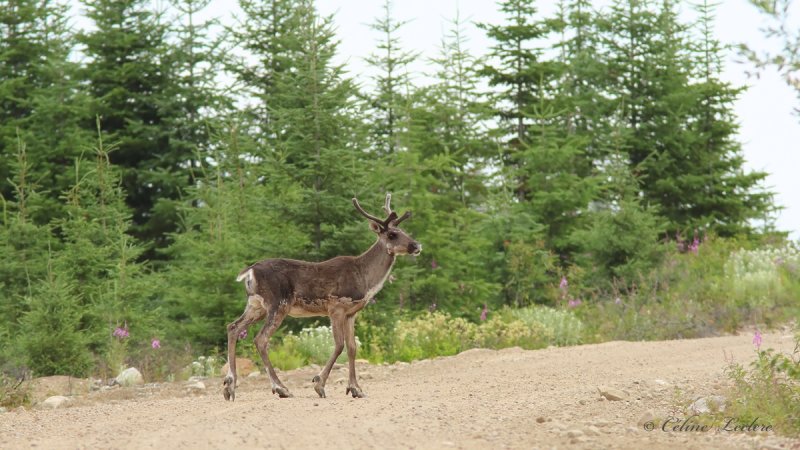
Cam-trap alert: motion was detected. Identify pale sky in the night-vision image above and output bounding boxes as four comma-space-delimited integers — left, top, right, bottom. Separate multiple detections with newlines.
78, 0, 800, 239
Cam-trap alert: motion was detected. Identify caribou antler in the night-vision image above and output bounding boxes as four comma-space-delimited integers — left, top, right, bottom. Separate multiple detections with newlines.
352, 198, 383, 223
353, 197, 397, 230
393, 210, 412, 225
383, 193, 393, 216
353, 193, 412, 230
382, 192, 412, 226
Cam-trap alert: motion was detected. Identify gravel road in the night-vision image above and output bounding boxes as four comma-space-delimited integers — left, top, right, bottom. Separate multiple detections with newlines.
1, 332, 797, 449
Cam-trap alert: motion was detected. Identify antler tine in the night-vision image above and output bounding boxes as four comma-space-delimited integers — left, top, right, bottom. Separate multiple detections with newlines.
383, 192, 393, 216
352, 198, 385, 224
393, 211, 412, 226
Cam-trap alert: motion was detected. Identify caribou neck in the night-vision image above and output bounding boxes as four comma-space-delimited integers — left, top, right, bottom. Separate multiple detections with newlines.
356, 239, 396, 288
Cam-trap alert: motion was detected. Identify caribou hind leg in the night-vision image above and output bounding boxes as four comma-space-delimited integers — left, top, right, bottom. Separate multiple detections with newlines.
223, 295, 266, 401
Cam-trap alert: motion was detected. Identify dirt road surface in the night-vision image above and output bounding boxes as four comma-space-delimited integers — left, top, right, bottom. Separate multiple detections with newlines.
2, 332, 798, 450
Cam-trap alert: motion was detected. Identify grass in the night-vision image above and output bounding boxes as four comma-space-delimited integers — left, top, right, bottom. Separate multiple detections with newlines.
725, 332, 800, 436
0, 374, 31, 409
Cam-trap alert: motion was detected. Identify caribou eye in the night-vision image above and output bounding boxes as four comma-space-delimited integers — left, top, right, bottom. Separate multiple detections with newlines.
387, 231, 397, 240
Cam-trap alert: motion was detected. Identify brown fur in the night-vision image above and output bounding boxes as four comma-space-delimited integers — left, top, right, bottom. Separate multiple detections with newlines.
223, 194, 420, 401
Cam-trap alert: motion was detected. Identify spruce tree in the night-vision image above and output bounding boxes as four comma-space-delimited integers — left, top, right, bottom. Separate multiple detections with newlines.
162, 0, 232, 184
20, 258, 93, 377
78, 0, 184, 253
481, 0, 594, 259
0, 141, 52, 368
227, 0, 297, 139
0, 0, 87, 222
682, 0, 773, 235
54, 124, 159, 371
364, 0, 418, 156
598, 0, 773, 236
253, 1, 368, 258
162, 125, 306, 348
554, 0, 614, 170
374, 12, 501, 314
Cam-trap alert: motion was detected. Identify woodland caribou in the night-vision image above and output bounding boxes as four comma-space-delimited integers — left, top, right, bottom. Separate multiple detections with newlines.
223, 193, 420, 400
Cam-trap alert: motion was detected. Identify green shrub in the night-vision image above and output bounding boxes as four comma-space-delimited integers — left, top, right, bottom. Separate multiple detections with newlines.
474, 316, 552, 350
572, 198, 665, 289
726, 332, 800, 436
391, 312, 476, 361
269, 343, 307, 371
269, 325, 359, 369
190, 355, 222, 377
725, 244, 800, 309
576, 238, 800, 342
502, 306, 584, 346
384, 308, 580, 361
20, 270, 93, 377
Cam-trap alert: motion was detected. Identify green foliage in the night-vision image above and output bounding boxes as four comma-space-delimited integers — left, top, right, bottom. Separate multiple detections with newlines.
0, 0, 88, 217
500, 306, 584, 346
20, 262, 93, 377
297, 326, 355, 363
474, 315, 552, 350
390, 312, 476, 361
78, 0, 191, 251
726, 333, 800, 436
355, 308, 585, 363
269, 325, 359, 370
725, 244, 800, 309
190, 355, 222, 378
575, 238, 800, 342
501, 211, 555, 306
573, 198, 666, 288
0, 0, 791, 383
162, 124, 306, 349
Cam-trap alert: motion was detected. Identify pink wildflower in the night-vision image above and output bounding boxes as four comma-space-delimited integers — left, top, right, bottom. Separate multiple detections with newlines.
431, 259, 438, 269
151, 339, 161, 349
568, 299, 582, 308
480, 304, 488, 321
689, 237, 700, 254
753, 330, 762, 350
238, 328, 248, 340
559, 276, 568, 290
112, 322, 129, 339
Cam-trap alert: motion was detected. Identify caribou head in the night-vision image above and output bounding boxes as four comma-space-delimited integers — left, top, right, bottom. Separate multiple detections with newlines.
353, 193, 421, 256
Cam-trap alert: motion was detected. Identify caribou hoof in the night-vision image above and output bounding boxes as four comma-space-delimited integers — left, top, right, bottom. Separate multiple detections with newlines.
272, 386, 293, 398
312, 375, 326, 398
346, 386, 366, 398
222, 376, 235, 401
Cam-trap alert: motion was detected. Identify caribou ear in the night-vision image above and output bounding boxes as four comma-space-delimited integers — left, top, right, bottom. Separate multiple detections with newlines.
368, 221, 382, 234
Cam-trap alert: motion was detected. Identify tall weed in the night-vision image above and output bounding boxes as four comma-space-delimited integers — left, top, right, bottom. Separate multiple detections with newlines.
726, 332, 800, 436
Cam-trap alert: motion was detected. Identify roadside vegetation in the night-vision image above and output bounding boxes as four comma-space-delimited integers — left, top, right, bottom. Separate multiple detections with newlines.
1, 0, 798, 430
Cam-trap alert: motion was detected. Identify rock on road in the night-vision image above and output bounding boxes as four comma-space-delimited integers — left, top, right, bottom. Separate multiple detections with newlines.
1, 332, 797, 450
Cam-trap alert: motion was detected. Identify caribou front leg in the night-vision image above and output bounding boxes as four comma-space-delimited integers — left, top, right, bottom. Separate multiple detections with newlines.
344, 314, 366, 398
254, 307, 292, 398
312, 310, 346, 398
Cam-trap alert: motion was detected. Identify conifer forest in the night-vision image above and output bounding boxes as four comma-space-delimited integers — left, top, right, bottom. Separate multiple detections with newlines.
1, 0, 798, 382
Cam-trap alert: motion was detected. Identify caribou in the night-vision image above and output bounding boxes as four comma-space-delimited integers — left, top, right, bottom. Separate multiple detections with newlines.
223, 193, 420, 400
